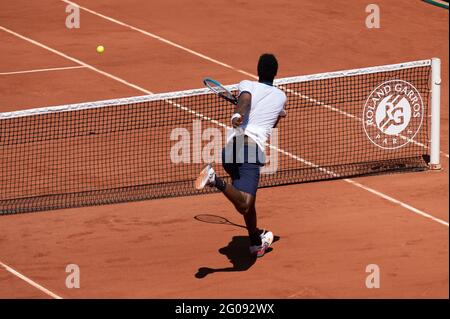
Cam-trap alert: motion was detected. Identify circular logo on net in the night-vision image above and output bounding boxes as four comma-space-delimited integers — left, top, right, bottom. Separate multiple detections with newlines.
363, 80, 424, 149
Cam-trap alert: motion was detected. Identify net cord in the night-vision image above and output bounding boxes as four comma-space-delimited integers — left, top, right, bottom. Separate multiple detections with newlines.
0, 59, 431, 119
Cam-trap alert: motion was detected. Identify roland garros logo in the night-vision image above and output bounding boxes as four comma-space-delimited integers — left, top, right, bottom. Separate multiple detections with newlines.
363, 80, 424, 149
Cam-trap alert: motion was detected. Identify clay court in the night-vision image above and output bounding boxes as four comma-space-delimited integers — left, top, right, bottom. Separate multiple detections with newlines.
0, 0, 448, 298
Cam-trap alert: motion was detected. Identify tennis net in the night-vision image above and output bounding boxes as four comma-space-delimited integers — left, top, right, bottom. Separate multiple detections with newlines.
0, 59, 440, 214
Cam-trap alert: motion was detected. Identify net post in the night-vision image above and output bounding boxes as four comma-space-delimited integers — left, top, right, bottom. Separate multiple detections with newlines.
429, 57, 441, 170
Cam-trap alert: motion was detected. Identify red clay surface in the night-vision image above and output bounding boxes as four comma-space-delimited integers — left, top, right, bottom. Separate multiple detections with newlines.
0, 0, 448, 298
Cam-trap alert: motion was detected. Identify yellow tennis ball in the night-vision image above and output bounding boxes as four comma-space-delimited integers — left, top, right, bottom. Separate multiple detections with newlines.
96, 45, 104, 54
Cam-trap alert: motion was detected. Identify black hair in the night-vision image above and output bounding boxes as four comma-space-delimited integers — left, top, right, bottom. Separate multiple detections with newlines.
257, 53, 278, 83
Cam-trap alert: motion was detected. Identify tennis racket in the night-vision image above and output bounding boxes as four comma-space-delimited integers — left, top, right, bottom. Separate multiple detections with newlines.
203, 77, 245, 135
203, 78, 238, 105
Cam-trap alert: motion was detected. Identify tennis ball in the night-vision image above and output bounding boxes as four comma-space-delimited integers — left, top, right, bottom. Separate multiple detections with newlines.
96, 45, 104, 54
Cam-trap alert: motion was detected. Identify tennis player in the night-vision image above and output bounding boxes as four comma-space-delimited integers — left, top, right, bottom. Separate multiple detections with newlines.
195, 54, 287, 257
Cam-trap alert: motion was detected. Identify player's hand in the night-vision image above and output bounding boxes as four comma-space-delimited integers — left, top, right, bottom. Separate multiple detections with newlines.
232, 116, 243, 128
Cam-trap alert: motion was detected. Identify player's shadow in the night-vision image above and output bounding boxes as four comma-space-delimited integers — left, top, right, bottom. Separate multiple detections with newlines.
195, 233, 280, 279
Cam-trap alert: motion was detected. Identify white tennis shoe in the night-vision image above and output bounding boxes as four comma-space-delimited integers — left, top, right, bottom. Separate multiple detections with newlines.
249, 230, 274, 258
194, 164, 216, 190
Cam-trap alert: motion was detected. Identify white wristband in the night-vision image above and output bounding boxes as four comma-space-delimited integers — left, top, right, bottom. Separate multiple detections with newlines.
231, 113, 242, 122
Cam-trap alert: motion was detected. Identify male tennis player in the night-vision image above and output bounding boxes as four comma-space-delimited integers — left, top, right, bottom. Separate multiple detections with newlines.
195, 54, 287, 257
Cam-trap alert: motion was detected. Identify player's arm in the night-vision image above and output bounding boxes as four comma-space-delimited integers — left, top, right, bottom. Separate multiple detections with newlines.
231, 92, 251, 128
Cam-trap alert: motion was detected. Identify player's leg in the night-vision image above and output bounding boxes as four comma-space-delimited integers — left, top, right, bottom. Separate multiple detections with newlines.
195, 153, 273, 257
221, 181, 255, 215
219, 192, 265, 250
195, 165, 273, 257
194, 162, 255, 214
246, 203, 274, 257
220, 137, 259, 214
211, 178, 264, 248
223, 146, 274, 257
244, 202, 260, 245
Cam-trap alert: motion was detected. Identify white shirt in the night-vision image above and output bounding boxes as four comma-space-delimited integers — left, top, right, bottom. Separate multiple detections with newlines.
227, 80, 287, 152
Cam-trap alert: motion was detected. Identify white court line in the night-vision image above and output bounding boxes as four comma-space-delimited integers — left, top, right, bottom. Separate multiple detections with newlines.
62, 0, 255, 79
0, 65, 86, 75
0, 26, 447, 229
62, 0, 449, 160
344, 179, 448, 227
0, 261, 63, 299
0, 26, 153, 95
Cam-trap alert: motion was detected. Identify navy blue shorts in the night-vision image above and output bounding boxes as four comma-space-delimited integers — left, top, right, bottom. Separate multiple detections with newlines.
221, 138, 265, 196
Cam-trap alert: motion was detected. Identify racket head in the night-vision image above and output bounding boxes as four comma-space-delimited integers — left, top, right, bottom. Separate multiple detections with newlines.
203, 78, 238, 105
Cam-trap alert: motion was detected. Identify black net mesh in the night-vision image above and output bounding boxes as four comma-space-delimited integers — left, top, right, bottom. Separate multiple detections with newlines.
0, 62, 431, 213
